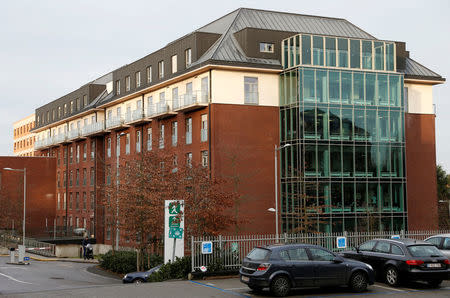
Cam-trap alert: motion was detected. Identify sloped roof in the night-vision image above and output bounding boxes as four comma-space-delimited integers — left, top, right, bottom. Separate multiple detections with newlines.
401, 57, 444, 81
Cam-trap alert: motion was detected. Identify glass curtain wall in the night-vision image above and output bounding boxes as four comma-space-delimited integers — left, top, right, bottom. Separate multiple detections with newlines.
280, 67, 406, 233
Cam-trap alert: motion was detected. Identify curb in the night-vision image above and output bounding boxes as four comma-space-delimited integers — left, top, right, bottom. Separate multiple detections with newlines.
1, 254, 98, 264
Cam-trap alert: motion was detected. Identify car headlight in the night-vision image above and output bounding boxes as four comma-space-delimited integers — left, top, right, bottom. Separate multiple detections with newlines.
365, 264, 373, 270
124, 274, 128, 279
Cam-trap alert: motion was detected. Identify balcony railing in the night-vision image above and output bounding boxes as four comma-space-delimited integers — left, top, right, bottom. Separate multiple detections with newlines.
81, 121, 105, 136
147, 102, 176, 119
125, 109, 146, 124
106, 116, 125, 129
173, 90, 208, 112
68, 129, 81, 140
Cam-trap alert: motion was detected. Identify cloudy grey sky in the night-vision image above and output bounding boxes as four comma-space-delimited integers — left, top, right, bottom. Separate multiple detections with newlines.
1, 0, 449, 170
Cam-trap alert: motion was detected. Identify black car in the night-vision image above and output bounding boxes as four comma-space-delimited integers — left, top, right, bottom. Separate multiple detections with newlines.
122, 264, 162, 284
341, 238, 450, 287
239, 243, 375, 297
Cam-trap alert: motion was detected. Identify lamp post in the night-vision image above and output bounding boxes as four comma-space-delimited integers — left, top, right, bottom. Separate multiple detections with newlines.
272, 144, 291, 242
3, 167, 26, 246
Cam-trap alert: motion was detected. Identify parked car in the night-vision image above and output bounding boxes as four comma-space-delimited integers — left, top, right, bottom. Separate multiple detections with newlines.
340, 238, 450, 287
122, 264, 162, 284
239, 243, 374, 297
424, 234, 450, 259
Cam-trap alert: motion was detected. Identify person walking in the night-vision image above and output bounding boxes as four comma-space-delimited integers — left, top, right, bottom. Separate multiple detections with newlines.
82, 236, 89, 260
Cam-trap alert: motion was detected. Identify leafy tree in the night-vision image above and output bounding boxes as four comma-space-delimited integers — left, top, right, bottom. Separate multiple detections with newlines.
436, 164, 450, 201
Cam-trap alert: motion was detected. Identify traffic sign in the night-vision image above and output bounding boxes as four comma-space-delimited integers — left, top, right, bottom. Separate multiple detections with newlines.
201, 241, 212, 254
24, 256, 30, 261
169, 227, 183, 239
169, 216, 180, 228
168, 201, 181, 214
336, 236, 347, 249
391, 235, 400, 239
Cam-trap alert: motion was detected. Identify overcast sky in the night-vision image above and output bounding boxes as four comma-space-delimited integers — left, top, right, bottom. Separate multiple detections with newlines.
1, 0, 449, 170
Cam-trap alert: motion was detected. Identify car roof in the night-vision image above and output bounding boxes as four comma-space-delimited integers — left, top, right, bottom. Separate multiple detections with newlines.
259, 243, 322, 250
426, 234, 450, 238
372, 238, 430, 246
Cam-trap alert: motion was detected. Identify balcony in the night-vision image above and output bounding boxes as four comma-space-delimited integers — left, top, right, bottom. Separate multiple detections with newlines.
125, 109, 150, 125
106, 116, 130, 131
173, 90, 208, 113
81, 121, 106, 137
67, 129, 85, 141
147, 102, 176, 120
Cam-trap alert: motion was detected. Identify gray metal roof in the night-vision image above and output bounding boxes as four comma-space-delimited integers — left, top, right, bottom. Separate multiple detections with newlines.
401, 57, 444, 81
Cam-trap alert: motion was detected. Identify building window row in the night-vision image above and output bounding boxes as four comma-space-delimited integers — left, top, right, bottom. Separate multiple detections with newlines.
14, 136, 35, 150
37, 94, 89, 126
14, 122, 35, 137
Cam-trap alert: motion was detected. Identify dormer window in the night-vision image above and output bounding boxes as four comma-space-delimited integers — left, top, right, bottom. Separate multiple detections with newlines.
260, 42, 274, 53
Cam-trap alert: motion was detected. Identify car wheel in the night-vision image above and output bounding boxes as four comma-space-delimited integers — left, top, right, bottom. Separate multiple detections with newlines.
427, 280, 442, 288
349, 271, 368, 292
248, 285, 263, 293
133, 278, 144, 284
384, 266, 400, 287
270, 275, 291, 297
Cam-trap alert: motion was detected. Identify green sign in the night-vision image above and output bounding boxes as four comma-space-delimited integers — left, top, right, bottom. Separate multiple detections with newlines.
168, 202, 181, 214
169, 227, 183, 239
169, 216, 180, 228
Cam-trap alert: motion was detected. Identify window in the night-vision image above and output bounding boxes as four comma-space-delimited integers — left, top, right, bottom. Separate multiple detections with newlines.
116, 80, 120, 95
63, 193, 66, 210
146, 66, 152, 83
83, 95, 88, 107
172, 87, 179, 109
185, 118, 192, 144
325, 37, 336, 67
186, 152, 192, 167
309, 248, 335, 261
313, 36, 324, 66
391, 244, 403, 255
90, 167, 94, 185
201, 150, 208, 167
58, 106, 62, 118
201, 114, 207, 142
147, 128, 152, 151
425, 237, 442, 247
83, 168, 87, 185
125, 133, 130, 154
171, 55, 177, 73
76, 145, 80, 163
69, 193, 73, 209
359, 240, 376, 251
350, 39, 361, 68
259, 42, 274, 53
90, 192, 95, 210
91, 140, 95, 160
287, 248, 309, 261
64, 103, 68, 115
159, 124, 165, 149
158, 61, 164, 79
76, 169, 80, 186
69, 146, 73, 164
70, 101, 74, 113
201, 77, 208, 102
136, 131, 141, 152
107, 137, 111, 158
163, 120, 174, 147
106, 165, 111, 185
374, 241, 390, 253
185, 48, 192, 67
135, 71, 141, 88
76, 98, 80, 110
57, 194, 60, 210
362, 40, 372, 69
125, 76, 130, 91
244, 77, 258, 104
83, 192, 87, 210
83, 143, 87, 160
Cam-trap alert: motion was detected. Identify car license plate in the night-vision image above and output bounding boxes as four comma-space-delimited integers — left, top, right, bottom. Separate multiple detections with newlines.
241, 276, 249, 282
427, 263, 441, 268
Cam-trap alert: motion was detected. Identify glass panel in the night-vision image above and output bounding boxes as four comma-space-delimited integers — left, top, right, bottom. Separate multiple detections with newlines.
381, 183, 392, 211
317, 145, 330, 177
317, 107, 328, 139
303, 69, 315, 102
341, 71, 352, 104
391, 147, 403, 177
302, 35, 311, 65
378, 110, 389, 141
329, 108, 341, 140
377, 74, 388, 106
331, 183, 343, 211
392, 183, 404, 211
303, 107, 316, 139
368, 183, 378, 212
304, 145, 317, 175
313, 36, 324, 66
344, 183, 354, 211
362, 40, 372, 69
374, 42, 384, 70
390, 110, 401, 142
350, 40, 360, 68
319, 182, 331, 213
354, 146, 367, 176
338, 38, 348, 68
325, 37, 336, 67
295, 35, 300, 65
283, 39, 288, 67
316, 70, 328, 103
330, 145, 342, 176
329, 71, 340, 103
289, 37, 295, 68
366, 109, 377, 142
365, 73, 376, 106
355, 183, 367, 211
333, 218, 343, 233
342, 145, 354, 177
342, 108, 353, 140
386, 43, 395, 71
378, 145, 391, 177
354, 109, 366, 141
353, 72, 364, 104
389, 75, 401, 107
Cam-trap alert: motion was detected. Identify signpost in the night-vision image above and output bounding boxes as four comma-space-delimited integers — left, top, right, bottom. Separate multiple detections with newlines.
336, 236, 347, 249
164, 200, 184, 263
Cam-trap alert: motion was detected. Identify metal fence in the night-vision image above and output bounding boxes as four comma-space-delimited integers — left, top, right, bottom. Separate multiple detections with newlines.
191, 230, 450, 272
0, 232, 56, 257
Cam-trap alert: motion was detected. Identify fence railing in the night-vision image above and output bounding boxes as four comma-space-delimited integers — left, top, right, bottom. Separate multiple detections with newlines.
0, 232, 56, 257
191, 230, 450, 272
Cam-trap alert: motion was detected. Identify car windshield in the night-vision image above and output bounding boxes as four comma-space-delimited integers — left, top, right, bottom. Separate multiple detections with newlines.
407, 245, 443, 257
246, 248, 270, 261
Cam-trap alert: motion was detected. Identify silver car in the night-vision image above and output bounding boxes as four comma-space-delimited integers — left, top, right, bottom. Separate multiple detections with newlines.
425, 234, 450, 259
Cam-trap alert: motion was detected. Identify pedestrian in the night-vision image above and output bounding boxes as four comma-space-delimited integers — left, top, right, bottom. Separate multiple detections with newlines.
82, 236, 89, 260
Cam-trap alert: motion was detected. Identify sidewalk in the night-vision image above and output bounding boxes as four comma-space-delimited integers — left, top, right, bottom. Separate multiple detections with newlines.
0, 251, 99, 264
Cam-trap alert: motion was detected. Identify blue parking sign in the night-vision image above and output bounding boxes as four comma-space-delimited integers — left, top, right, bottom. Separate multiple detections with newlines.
24, 257, 30, 261
201, 241, 212, 254
336, 237, 347, 249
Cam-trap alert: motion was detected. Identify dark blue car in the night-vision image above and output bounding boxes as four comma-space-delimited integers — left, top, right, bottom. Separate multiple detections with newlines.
122, 264, 162, 284
239, 244, 374, 297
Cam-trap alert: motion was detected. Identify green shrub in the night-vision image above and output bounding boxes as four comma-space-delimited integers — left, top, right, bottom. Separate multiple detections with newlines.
99, 250, 163, 274
148, 256, 191, 282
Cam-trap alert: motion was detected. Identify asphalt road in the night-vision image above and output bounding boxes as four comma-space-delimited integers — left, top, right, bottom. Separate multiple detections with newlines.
1, 256, 449, 298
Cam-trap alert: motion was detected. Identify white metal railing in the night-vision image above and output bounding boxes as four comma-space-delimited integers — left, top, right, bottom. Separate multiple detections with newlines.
106, 116, 124, 129
81, 121, 104, 136
191, 229, 450, 272
172, 97, 180, 110
131, 109, 144, 122
68, 129, 81, 140
156, 102, 168, 114
175, 90, 208, 110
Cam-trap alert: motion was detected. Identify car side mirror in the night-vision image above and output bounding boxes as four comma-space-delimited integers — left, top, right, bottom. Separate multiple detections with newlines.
333, 257, 343, 263
354, 246, 360, 253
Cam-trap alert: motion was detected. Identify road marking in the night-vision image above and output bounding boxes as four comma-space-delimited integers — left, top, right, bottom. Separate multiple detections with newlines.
190, 280, 251, 298
0, 272, 34, 284
372, 284, 404, 292
224, 287, 250, 291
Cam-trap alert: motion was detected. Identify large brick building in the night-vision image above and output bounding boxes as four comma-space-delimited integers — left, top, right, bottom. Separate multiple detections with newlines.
29, 8, 444, 244
13, 114, 36, 157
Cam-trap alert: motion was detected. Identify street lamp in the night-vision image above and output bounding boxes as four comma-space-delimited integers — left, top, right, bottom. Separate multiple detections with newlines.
273, 143, 291, 242
3, 167, 26, 246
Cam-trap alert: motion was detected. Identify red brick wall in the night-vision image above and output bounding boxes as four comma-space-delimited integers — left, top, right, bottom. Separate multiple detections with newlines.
405, 113, 438, 230
0, 157, 56, 238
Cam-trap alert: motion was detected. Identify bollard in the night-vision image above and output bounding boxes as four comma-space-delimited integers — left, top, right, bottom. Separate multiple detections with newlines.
18, 245, 25, 263
10, 247, 15, 263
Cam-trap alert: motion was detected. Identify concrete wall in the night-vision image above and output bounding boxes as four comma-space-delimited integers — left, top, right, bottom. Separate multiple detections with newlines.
405, 83, 434, 114
54, 243, 113, 257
